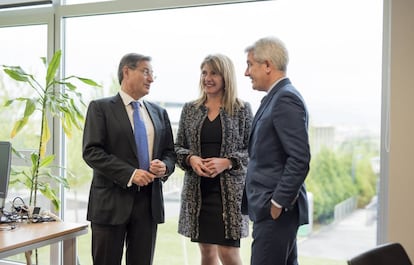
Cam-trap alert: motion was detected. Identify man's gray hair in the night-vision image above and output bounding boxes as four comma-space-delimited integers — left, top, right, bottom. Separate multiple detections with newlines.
245, 36, 289, 72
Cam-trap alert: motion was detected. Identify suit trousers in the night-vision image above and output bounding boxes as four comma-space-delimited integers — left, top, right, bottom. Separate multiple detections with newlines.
91, 187, 157, 265
251, 204, 299, 265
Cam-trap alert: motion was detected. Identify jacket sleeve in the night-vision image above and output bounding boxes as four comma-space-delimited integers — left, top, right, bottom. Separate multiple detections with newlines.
175, 103, 195, 170
82, 99, 136, 188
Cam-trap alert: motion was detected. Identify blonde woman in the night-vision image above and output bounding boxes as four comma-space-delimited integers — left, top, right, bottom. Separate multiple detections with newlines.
175, 54, 253, 265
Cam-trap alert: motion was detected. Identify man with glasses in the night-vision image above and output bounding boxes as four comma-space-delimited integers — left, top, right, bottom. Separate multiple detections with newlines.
83, 53, 176, 265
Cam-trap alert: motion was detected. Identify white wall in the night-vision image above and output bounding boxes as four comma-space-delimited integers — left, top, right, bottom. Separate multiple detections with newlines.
385, 0, 414, 259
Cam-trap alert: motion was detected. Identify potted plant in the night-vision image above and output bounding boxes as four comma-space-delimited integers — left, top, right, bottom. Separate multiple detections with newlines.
2, 49, 100, 264
2, 50, 100, 211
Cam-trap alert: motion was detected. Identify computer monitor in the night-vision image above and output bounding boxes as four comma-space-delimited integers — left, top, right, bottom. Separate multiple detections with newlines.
0, 141, 12, 210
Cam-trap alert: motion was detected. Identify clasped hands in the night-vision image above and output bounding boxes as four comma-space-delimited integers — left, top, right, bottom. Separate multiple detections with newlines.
132, 159, 166, 187
189, 155, 231, 178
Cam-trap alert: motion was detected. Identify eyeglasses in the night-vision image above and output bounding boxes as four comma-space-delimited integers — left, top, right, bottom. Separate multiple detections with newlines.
138, 68, 156, 79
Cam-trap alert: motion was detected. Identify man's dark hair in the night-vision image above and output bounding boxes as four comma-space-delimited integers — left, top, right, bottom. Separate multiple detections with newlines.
118, 53, 152, 84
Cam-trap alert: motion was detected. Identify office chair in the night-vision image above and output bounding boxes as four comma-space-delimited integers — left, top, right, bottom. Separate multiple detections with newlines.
347, 242, 412, 265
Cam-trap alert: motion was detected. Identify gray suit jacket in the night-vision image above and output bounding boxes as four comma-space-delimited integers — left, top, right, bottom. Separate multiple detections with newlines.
175, 101, 253, 240
242, 78, 311, 225
83, 93, 176, 225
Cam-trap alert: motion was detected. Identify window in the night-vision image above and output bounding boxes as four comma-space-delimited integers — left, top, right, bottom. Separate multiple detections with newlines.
0, 24, 52, 264
64, 1, 382, 264
0, 0, 382, 264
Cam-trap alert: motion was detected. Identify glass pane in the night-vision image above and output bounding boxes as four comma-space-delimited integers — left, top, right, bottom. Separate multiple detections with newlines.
0, 25, 46, 151
0, 24, 51, 263
64, 0, 382, 264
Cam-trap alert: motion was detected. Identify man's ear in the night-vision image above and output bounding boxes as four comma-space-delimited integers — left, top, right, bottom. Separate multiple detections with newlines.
123, 65, 131, 79
265, 60, 271, 73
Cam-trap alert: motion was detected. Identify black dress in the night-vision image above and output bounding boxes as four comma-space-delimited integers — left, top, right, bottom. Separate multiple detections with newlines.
191, 114, 240, 247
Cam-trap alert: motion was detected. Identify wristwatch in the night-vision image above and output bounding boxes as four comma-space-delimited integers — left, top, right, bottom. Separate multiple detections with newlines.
226, 157, 239, 170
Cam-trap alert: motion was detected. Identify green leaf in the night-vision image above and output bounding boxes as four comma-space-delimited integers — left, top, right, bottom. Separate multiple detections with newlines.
11, 147, 25, 159
24, 98, 36, 117
63, 75, 101, 88
62, 116, 73, 138
70, 98, 84, 118
66, 103, 83, 130
62, 81, 76, 90
39, 154, 55, 168
77, 77, 101, 87
10, 117, 28, 138
46, 50, 61, 86
3, 67, 29, 82
38, 183, 60, 211
4, 99, 14, 107
44, 171, 70, 188
30, 152, 39, 172
41, 56, 47, 66
40, 117, 51, 158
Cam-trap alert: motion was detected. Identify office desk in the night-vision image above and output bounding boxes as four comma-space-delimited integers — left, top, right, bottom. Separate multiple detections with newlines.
0, 221, 88, 265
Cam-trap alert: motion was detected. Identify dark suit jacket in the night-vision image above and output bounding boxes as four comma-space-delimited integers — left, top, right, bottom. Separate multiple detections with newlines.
242, 78, 311, 225
82, 93, 176, 225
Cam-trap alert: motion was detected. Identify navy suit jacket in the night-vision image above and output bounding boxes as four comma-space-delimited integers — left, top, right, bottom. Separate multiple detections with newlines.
83, 93, 176, 225
242, 78, 310, 225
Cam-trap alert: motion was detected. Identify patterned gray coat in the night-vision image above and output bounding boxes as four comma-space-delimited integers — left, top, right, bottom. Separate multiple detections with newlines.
175, 101, 253, 240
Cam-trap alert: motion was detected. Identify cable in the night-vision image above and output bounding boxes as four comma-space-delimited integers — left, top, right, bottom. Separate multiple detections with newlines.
11, 196, 28, 215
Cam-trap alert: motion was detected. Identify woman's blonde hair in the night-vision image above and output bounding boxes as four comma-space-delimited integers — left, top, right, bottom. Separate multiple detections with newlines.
194, 54, 243, 116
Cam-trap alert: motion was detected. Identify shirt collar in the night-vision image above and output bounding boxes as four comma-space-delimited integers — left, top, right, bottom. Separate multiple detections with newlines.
267, 77, 288, 94
119, 90, 144, 106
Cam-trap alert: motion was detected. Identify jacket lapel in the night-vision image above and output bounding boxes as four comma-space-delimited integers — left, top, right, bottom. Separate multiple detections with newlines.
142, 101, 160, 158
142, 100, 165, 223
250, 78, 292, 135
112, 94, 137, 157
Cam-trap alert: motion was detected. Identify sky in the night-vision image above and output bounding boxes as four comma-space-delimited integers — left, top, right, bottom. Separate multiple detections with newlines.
0, 0, 383, 131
